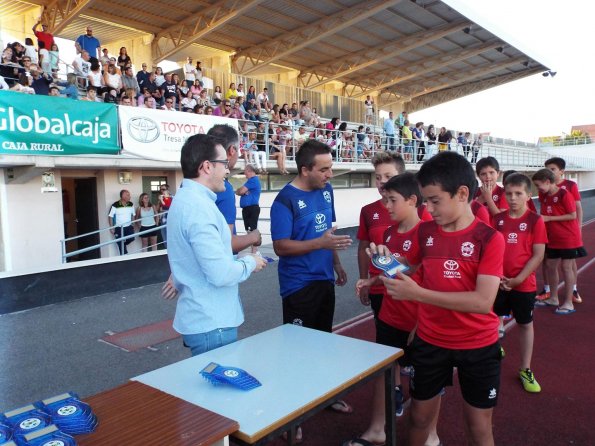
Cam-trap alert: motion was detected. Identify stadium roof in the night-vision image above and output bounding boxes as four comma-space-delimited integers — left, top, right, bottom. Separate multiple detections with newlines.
3, 0, 549, 111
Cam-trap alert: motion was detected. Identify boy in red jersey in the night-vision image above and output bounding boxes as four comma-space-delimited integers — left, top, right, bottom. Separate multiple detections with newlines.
493, 173, 547, 393
347, 173, 439, 446
532, 169, 585, 314
541, 157, 585, 303
382, 151, 505, 446
475, 156, 509, 216
356, 152, 406, 320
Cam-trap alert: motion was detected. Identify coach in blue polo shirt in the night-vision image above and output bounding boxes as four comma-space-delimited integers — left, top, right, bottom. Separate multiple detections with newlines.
75, 26, 101, 59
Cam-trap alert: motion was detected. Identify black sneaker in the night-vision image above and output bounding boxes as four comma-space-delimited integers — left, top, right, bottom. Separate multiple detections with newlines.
395, 386, 404, 417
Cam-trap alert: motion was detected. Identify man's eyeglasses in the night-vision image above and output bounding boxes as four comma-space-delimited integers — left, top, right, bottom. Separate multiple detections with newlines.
209, 159, 229, 168
166, 101, 173, 104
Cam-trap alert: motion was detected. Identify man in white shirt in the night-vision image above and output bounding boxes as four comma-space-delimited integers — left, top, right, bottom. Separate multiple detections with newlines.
108, 190, 136, 255
72, 50, 91, 88
184, 56, 196, 89
257, 87, 270, 110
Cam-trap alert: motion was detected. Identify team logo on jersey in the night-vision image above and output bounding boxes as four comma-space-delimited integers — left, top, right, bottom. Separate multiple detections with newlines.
553, 196, 558, 203
547, 206, 552, 214
315, 213, 326, 225
507, 233, 518, 244
314, 213, 328, 232
426, 236, 434, 246
498, 220, 504, 226
323, 191, 332, 203
461, 242, 475, 257
292, 318, 304, 326
298, 200, 306, 209
488, 388, 497, 399
443, 260, 461, 279
519, 223, 527, 231
373, 212, 380, 220
493, 194, 499, 202
403, 240, 412, 251
561, 185, 567, 190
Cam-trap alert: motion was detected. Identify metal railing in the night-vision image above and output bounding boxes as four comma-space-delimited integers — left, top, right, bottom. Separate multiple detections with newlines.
60, 211, 167, 263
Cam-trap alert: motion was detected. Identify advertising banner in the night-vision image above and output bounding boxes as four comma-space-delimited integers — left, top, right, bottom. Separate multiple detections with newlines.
0, 91, 119, 155
119, 106, 238, 162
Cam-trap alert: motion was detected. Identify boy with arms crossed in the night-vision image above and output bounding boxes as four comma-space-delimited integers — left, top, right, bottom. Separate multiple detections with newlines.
538, 157, 585, 303
493, 173, 547, 392
382, 152, 505, 446
532, 169, 585, 314
347, 173, 440, 446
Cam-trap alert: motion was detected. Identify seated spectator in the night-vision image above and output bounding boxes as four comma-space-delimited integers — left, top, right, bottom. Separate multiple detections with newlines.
246, 85, 256, 103
193, 104, 204, 114
243, 131, 258, 165
120, 65, 139, 97
356, 125, 369, 160
88, 59, 105, 94
229, 101, 244, 119
56, 73, 79, 99
0, 75, 9, 90
213, 85, 222, 104
80, 86, 100, 102
29, 64, 52, 95
257, 87, 270, 110
204, 105, 214, 115
10, 42, 25, 65
236, 83, 245, 100
269, 127, 289, 174
103, 88, 119, 104
24, 37, 38, 65
20, 54, 33, 75
1, 48, 24, 86
299, 100, 314, 126
10, 73, 35, 94
311, 107, 321, 127
154, 66, 165, 87
72, 50, 91, 78
270, 104, 281, 124
48, 85, 61, 97
99, 48, 110, 67
293, 125, 309, 149
180, 89, 197, 112
120, 95, 134, 106
190, 79, 202, 99
245, 98, 262, 122
196, 88, 210, 107
136, 62, 151, 90
289, 102, 299, 124
162, 97, 176, 111
103, 64, 122, 91
143, 96, 157, 109
225, 82, 238, 103
160, 73, 178, 107
137, 88, 153, 107
212, 100, 232, 117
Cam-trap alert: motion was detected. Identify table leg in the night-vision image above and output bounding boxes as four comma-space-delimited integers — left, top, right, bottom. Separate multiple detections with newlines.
384, 363, 396, 446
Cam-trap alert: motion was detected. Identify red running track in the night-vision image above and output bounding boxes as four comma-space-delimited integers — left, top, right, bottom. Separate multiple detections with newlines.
256, 220, 595, 446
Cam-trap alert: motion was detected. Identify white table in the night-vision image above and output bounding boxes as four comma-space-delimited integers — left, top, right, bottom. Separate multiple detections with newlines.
133, 324, 402, 445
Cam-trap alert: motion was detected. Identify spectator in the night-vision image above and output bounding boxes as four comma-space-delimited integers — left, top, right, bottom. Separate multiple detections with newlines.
49, 43, 59, 77
104, 63, 122, 92
99, 48, 110, 67
0, 75, 9, 90
225, 82, 238, 103
182, 56, 196, 89
396, 110, 407, 135
38, 41, 51, 75
195, 61, 203, 86
32, 20, 54, 52
10, 42, 26, 65
236, 164, 262, 234
205, 106, 214, 115
401, 119, 413, 160
24, 38, 38, 65
412, 121, 426, 162
236, 83, 245, 100
196, 89, 210, 107
229, 101, 244, 119
29, 64, 52, 95
57, 73, 79, 99
143, 96, 157, 109
426, 124, 437, 158
437, 127, 452, 151
246, 85, 256, 103
213, 85, 222, 104
356, 125, 369, 159
154, 66, 165, 87
180, 89, 197, 112
383, 111, 396, 151
300, 100, 314, 126
289, 102, 299, 124
136, 62, 151, 90
20, 54, 33, 75
121, 65, 140, 97
245, 98, 262, 121
135, 193, 159, 252
253, 122, 268, 173
212, 100, 232, 117
117, 47, 131, 72
80, 86, 100, 102
120, 95, 133, 106
10, 73, 35, 94
193, 104, 204, 114
258, 87, 271, 110
162, 97, 176, 111
294, 125, 310, 151
190, 79, 202, 99
471, 134, 483, 164
160, 73, 178, 107
103, 88, 118, 104
270, 127, 289, 174
464, 131, 472, 159
48, 85, 60, 97
87, 59, 105, 94
364, 95, 374, 123
138, 88, 153, 107
108, 189, 135, 255
72, 50, 91, 85
75, 26, 101, 59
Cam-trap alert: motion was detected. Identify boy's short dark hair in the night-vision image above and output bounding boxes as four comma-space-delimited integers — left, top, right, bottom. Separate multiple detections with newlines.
502, 170, 517, 182
371, 151, 405, 174
503, 173, 532, 194
417, 151, 477, 202
296, 140, 331, 173
544, 157, 566, 170
475, 156, 500, 175
532, 168, 555, 183
180, 134, 218, 179
383, 172, 422, 208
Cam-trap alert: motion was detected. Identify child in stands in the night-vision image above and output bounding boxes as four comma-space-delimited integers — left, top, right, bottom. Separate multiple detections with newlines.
537, 157, 585, 303
382, 151, 504, 446
475, 156, 508, 216
493, 173, 547, 393
532, 169, 585, 314
348, 173, 439, 446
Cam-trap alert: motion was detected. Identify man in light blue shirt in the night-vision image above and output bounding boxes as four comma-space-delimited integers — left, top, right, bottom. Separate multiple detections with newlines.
166, 134, 267, 356
384, 111, 396, 151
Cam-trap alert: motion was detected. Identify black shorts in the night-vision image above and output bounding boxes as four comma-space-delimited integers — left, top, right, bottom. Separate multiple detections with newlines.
494, 289, 535, 324
545, 246, 587, 259
241, 205, 260, 232
282, 281, 335, 333
409, 336, 501, 409
139, 225, 158, 239
369, 292, 383, 320
375, 318, 411, 367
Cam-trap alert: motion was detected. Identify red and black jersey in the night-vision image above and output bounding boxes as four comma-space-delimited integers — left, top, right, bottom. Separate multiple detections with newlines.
538, 188, 581, 249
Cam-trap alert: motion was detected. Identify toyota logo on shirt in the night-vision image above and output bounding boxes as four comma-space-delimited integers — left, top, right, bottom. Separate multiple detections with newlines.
443, 259, 461, 279
315, 213, 326, 224
314, 213, 328, 232
507, 232, 518, 244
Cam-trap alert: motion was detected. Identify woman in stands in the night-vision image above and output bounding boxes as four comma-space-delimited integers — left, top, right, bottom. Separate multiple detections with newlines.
213, 85, 222, 104
10, 73, 35, 94
154, 66, 165, 87
225, 82, 238, 103
270, 104, 281, 124
194, 61, 203, 86
190, 79, 202, 100
269, 126, 289, 174
87, 59, 105, 95
103, 63, 122, 93
117, 47, 131, 72
246, 85, 256, 103
135, 193, 158, 252
426, 124, 437, 158
205, 106, 214, 115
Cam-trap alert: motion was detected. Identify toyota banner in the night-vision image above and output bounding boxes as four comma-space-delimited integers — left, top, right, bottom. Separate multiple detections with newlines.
119, 107, 238, 161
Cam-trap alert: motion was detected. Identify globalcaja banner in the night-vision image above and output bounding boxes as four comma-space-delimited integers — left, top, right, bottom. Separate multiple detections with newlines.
0, 91, 119, 155
119, 106, 238, 161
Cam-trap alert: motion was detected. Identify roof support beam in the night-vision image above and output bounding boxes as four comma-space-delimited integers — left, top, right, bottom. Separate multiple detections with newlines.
42, 0, 97, 34
232, 0, 403, 76
351, 40, 502, 97
152, 0, 266, 63
302, 19, 470, 89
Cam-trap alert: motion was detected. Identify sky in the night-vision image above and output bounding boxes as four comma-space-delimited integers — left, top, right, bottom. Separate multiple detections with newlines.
407, 0, 595, 143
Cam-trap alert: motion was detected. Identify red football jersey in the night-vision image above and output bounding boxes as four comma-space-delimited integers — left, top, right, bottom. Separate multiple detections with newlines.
527, 198, 537, 213
378, 223, 421, 332
471, 200, 491, 225
357, 199, 393, 293
493, 210, 547, 292
475, 184, 509, 211
408, 219, 504, 350
558, 179, 581, 201
417, 204, 433, 222
538, 188, 581, 249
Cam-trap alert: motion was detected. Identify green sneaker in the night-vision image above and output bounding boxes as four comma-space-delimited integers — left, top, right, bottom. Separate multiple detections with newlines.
519, 368, 541, 393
